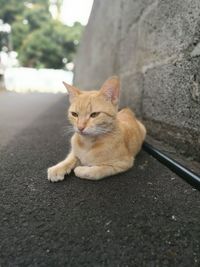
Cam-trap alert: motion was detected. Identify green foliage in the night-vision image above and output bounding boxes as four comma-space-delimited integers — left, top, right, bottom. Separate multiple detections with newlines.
0, 0, 84, 69
19, 21, 83, 69
30, 0, 49, 8
19, 21, 80, 68
0, 31, 10, 50
22, 5, 52, 31
0, 0, 24, 24
11, 21, 29, 51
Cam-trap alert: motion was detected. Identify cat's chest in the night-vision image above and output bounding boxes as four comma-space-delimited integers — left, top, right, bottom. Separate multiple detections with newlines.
71, 134, 124, 166
72, 136, 95, 165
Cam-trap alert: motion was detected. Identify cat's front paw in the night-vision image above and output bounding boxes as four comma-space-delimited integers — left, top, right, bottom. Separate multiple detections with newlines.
47, 165, 66, 182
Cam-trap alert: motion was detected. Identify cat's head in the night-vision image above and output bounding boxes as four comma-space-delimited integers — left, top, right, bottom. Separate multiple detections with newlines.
63, 76, 120, 136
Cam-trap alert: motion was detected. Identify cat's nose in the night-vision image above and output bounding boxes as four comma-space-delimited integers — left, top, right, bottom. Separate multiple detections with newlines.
78, 126, 85, 132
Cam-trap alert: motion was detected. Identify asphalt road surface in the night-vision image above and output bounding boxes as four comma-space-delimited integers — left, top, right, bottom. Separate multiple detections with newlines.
0, 92, 199, 267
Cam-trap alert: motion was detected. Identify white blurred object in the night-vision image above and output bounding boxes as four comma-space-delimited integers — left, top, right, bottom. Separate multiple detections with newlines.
0, 51, 19, 74
0, 51, 8, 74
0, 20, 11, 33
66, 62, 74, 71
61, 0, 94, 26
4, 67, 73, 93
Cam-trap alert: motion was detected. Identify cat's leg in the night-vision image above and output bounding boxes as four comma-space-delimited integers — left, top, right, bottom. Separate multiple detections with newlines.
74, 158, 134, 180
48, 152, 78, 182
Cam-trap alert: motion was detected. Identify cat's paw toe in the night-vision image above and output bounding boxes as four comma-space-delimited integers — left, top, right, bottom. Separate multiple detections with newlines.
74, 166, 93, 180
47, 166, 65, 182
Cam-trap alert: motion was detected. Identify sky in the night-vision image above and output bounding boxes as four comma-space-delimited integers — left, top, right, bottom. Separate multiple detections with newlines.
60, 0, 94, 26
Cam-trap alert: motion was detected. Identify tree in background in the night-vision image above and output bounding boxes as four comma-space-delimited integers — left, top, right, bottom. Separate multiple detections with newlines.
0, 0, 24, 24
0, 0, 83, 69
20, 21, 82, 69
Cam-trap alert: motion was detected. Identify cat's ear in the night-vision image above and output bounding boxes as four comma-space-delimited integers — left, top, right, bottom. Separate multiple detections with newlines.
100, 76, 120, 105
62, 81, 81, 102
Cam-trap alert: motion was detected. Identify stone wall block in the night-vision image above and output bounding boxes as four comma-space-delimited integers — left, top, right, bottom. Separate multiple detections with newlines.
143, 58, 200, 131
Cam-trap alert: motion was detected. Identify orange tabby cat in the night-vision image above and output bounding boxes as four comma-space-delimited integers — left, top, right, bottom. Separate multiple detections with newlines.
47, 76, 146, 181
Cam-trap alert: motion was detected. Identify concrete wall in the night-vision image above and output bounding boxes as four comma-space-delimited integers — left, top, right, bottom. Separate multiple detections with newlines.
74, 0, 200, 160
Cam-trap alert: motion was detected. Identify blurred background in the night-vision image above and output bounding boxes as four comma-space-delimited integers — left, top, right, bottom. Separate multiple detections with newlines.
0, 0, 93, 93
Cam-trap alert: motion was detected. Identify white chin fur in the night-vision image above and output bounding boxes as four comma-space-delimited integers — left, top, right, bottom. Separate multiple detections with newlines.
74, 126, 109, 136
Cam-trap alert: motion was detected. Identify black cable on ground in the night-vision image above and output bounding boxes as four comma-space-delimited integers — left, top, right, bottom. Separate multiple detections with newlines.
142, 141, 200, 191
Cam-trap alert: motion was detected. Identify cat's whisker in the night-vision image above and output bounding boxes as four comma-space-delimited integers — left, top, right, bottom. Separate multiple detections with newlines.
62, 127, 74, 133
89, 127, 114, 136
61, 125, 75, 136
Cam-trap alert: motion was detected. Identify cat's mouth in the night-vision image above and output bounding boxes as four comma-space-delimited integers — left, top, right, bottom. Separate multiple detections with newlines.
75, 129, 99, 137
78, 131, 89, 136
75, 128, 90, 136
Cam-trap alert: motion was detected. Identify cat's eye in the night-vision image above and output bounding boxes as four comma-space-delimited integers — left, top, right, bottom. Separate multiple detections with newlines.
90, 112, 100, 118
71, 112, 78, 117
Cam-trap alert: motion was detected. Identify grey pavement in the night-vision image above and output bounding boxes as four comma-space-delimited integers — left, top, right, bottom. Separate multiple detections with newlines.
0, 91, 64, 147
0, 92, 199, 267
